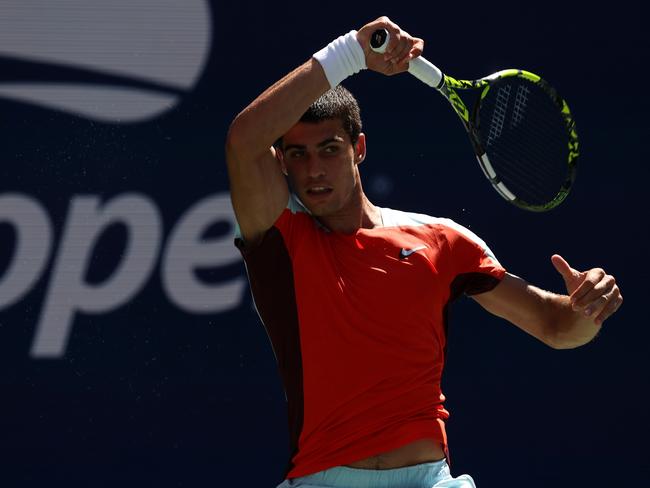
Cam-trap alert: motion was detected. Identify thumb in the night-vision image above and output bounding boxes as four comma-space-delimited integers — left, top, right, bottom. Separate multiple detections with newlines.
551, 254, 581, 290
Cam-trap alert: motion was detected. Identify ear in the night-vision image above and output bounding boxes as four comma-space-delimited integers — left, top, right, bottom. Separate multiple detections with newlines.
274, 146, 288, 176
354, 133, 366, 165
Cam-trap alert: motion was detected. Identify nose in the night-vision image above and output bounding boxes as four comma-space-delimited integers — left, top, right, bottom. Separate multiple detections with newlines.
306, 155, 326, 179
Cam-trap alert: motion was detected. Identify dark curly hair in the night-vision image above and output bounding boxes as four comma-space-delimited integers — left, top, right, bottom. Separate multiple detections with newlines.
275, 85, 362, 149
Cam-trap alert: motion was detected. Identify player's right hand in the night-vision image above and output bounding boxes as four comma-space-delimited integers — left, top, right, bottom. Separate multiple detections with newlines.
356, 17, 423, 76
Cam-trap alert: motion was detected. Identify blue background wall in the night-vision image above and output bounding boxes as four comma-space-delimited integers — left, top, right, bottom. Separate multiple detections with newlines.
1, 1, 646, 486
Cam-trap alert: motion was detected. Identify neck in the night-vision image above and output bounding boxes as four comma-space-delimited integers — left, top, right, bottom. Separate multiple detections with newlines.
318, 187, 382, 234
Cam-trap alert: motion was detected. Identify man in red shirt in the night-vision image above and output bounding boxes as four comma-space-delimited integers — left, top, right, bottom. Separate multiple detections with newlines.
226, 16, 623, 488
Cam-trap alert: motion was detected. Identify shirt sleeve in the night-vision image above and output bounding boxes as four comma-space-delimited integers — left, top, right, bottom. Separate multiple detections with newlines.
233, 193, 305, 256
441, 219, 506, 297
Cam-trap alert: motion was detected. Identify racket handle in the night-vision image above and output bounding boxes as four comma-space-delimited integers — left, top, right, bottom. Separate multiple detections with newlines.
370, 29, 444, 89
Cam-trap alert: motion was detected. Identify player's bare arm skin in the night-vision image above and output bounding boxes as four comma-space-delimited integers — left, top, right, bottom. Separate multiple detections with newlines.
225, 59, 330, 246
473, 255, 622, 349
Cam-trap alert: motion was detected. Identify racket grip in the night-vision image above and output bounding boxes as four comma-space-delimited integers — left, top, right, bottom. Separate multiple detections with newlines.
408, 57, 444, 89
370, 29, 444, 89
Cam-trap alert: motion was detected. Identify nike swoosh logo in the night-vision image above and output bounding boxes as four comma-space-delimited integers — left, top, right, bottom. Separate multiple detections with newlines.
399, 245, 428, 259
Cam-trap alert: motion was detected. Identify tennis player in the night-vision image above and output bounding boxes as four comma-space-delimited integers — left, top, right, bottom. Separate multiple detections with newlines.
226, 16, 623, 488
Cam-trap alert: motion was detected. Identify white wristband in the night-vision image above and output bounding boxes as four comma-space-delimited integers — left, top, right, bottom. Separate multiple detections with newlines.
313, 30, 366, 88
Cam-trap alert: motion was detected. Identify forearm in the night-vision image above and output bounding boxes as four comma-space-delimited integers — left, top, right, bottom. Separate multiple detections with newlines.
227, 58, 330, 160
473, 273, 606, 350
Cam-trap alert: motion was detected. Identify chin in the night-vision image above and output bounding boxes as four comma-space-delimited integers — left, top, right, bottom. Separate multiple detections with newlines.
298, 194, 334, 217
305, 204, 327, 217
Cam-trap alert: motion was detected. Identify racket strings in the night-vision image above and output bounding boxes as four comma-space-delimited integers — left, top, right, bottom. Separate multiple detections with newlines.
487, 117, 565, 185
491, 147, 563, 202
488, 127, 567, 203
487, 84, 566, 153
477, 78, 569, 205
491, 122, 566, 181
486, 85, 511, 146
485, 86, 564, 161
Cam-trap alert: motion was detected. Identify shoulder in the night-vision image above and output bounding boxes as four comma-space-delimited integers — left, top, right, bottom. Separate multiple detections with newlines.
381, 207, 484, 242
380, 206, 499, 261
235, 193, 323, 252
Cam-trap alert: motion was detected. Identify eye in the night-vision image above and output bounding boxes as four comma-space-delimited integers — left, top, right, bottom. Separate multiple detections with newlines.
323, 145, 340, 154
288, 150, 305, 159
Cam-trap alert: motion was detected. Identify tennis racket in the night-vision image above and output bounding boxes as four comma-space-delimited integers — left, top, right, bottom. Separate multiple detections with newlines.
370, 29, 578, 211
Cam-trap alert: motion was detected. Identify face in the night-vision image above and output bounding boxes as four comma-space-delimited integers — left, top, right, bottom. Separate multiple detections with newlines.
278, 119, 366, 218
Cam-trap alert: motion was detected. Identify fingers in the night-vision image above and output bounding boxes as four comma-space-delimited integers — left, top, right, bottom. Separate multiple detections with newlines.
581, 286, 623, 325
570, 270, 622, 325
385, 31, 407, 64
557, 255, 623, 325
570, 267, 607, 310
594, 293, 623, 325
358, 16, 423, 75
383, 31, 422, 66
409, 37, 424, 59
551, 253, 584, 295
395, 35, 424, 69
551, 254, 576, 280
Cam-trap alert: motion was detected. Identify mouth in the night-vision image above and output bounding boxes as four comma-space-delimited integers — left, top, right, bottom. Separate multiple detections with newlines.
306, 186, 333, 197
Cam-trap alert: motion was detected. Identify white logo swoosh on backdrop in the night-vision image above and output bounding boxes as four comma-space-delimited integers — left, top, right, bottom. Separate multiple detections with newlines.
0, 0, 212, 123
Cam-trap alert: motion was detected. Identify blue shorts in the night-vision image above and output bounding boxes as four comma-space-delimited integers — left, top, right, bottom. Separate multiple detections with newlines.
276, 459, 476, 488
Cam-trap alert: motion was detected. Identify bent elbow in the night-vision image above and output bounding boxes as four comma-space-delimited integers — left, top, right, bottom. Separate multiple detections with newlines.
225, 118, 246, 158
225, 115, 271, 166
545, 338, 581, 350
544, 324, 599, 350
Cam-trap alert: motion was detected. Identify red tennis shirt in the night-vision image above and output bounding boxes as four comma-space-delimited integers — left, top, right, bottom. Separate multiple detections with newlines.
235, 195, 506, 479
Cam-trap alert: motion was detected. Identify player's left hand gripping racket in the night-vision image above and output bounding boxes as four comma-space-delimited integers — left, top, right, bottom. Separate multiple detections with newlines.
371, 29, 578, 212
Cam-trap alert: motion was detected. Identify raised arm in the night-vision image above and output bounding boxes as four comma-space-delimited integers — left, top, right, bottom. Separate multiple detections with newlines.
225, 17, 423, 245
472, 254, 623, 349
226, 58, 329, 243
225, 60, 328, 246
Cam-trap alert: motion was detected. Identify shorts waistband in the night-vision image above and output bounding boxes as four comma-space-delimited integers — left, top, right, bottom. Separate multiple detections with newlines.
291, 458, 450, 488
